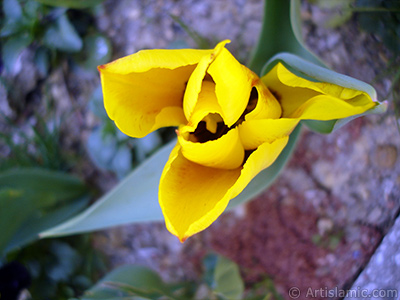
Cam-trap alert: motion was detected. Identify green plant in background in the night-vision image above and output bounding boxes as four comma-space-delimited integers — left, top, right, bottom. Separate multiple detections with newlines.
0, 1, 111, 299
1, 0, 111, 75
0, 168, 90, 256
307, 0, 355, 28
76, 253, 247, 300
77, 253, 285, 300
6, 235, 106, 299
0, 115, 66, 171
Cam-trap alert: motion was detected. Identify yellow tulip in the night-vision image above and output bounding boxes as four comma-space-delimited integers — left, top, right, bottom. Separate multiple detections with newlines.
98, 40, 377, 242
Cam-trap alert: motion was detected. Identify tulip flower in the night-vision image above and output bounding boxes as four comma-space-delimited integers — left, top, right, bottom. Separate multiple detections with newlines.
98, 40, 379, 242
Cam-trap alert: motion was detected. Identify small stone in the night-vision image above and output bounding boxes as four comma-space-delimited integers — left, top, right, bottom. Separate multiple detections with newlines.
312, 160, 349, 190
368, 207, 383, 224
394, 253, 400, 266
317, 218, 334, 235
374, 145, 398, 169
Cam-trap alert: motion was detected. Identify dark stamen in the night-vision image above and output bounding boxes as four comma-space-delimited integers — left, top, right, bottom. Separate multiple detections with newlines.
190, 121, 229, 143
233, 87, 259, 127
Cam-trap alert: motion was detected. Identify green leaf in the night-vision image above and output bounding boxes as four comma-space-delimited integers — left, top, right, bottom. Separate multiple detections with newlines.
248, 0, 324, 75
228, 124, 302, 209
0, 20, 25, 37
40, 142, 175, 238
80, 34, 112, 70
88, 84, 108, 120
0, 168, 89, 254
3, 0, 23, 20
0, 189, 35, 255
213, 256, 244, 300
1, 0, 32, 38
2, 34, 33, 73
203, 254, 244, 300
43, 14, 83, 52
34, 46, 51, 77
5, 196, 89, 253
0, 168, 88, 207
86, 125, 132, 179
24, 0, 42, 19
261, 52, 387, 134
34, 0, 104, 8
80, 265, 172, 299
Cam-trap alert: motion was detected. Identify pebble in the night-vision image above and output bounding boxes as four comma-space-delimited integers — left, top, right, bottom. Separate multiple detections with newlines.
394, 253, 400, 266
374, 145, 398, 169
367, 207, 383, 224
317, 218, 334, 235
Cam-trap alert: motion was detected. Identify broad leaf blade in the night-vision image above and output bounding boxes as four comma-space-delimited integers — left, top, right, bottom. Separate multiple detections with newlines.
5, 196, 89, 253
0, 168, 88, 207
0, 189, 34, 255
206, 254, 244, 300
3, 0, 23, 20
0, 168, 89, 254
43, 14, 83, 52
2, 34, 32, 73
80, 265, 172, 299
248, 0, 323, 75
41, 142, 176, 238
213, 257, 244, 300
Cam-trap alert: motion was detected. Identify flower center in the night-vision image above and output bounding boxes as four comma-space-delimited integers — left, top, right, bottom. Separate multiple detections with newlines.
188, 86, 259, 143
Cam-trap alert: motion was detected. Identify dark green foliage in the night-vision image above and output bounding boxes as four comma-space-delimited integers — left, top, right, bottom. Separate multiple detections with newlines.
356, 0, 400, 55
1, 0, 111, 75
6, 235, 106, 300
0, 116, 67, 171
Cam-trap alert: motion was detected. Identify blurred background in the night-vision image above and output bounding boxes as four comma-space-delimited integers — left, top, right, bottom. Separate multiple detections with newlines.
0, 0, 399, 299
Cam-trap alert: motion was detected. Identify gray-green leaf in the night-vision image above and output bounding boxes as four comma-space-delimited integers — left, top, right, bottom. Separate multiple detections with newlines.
204, 254, 244, 300
40, 142, 175, 238
80, 265, 172, 299
0, 168, 89, 255
2, 34, 32, 74
43, 14, 83, 52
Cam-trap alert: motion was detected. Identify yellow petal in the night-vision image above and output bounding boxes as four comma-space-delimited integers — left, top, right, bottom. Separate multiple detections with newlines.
261, 63, 375, 118
99, 48, 213, 138
183, 40, 229, 121
99, 48, 213, 74
207, 47, 253, 127
178, 127, 245, 169
289, 94, 375, 120
159, 137, 288, 242
186, 80, 224, 131
244, 78, 282, 121
159, 144, 241, 242
228, 136, 289, 199
239, 118, 298, 149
